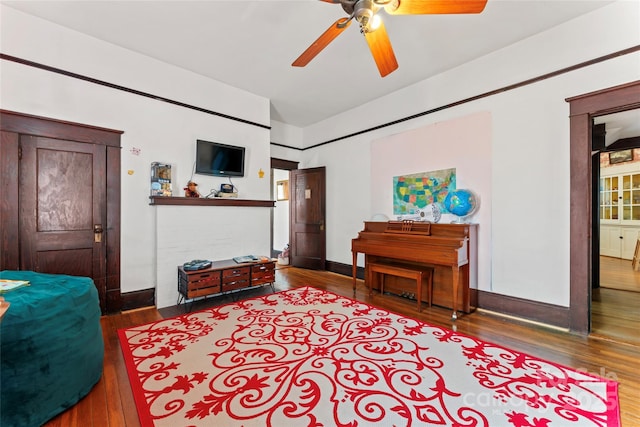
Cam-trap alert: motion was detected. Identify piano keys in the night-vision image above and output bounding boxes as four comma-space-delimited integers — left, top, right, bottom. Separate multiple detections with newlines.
352, 220, 478, 320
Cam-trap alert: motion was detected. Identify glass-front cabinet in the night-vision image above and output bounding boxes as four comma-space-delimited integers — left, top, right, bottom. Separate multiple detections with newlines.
600, 172, 640, 224
600, 175, 619, 221
600, 164, 640, 260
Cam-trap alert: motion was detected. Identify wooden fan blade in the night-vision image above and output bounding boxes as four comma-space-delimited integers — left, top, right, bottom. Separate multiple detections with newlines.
364, 20, 398, 77
292, 18, 351, 67
385, 0, 488, 15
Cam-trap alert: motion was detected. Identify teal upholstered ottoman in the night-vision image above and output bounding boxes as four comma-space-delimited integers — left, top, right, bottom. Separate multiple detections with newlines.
0, 271, 104, 427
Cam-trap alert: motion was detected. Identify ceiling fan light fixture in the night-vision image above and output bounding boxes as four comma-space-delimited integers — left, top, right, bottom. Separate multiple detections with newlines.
294, 0, 489, 76
354, 0, 377, 30
370, 14, 382, 31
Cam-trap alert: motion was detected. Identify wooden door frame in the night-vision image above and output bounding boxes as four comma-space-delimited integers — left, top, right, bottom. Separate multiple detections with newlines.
0, 110, 123, 313
567, 80, 640, 333
270, 158, 299, 258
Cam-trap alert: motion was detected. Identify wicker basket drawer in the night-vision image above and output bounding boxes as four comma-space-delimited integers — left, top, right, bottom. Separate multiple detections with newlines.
188, 271, 220, 286
252, 263, 275, 274
251, 263, 275, 285
221, 279, 251, 292
221, 266, 250, 292
179, 269, 221, 299
222, 266, 250, 282
187, 286, 221, 299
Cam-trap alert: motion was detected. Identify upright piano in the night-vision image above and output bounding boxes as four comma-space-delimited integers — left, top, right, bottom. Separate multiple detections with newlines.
351, 220, 478, 320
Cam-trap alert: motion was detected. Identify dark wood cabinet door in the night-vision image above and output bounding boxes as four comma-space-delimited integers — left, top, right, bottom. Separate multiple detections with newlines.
19, 135, 108, 311
1, 131, 20, 270
289, 167, 326, 269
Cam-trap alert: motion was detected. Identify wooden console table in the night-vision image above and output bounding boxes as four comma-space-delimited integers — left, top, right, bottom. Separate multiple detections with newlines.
178, 258, 276, 304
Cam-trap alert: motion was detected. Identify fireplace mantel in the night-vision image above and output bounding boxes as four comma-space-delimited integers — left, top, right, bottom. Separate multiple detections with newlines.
149, 196, 275, 207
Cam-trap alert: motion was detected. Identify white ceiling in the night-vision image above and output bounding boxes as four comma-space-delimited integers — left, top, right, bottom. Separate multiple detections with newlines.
2, 0, 618, 127
594, 109, 640, 147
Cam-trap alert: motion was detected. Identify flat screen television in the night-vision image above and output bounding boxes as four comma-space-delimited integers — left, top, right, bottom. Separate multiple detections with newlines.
195, 140, 245, 177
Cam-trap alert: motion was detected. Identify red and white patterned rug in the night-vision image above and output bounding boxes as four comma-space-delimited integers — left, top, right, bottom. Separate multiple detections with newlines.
118, 287, 619, 427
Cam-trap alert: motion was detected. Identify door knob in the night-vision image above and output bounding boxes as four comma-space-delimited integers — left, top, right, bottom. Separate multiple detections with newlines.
94, 224, 104, 243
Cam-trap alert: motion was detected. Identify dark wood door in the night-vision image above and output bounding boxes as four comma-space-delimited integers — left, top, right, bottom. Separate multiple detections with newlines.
19, 135, 108, 311
289, 167, 326, 269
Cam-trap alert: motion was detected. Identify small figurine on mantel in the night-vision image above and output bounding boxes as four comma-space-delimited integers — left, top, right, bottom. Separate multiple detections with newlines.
184, 181, 201, 198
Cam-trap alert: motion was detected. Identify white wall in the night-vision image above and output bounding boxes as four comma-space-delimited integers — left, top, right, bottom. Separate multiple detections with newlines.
370, 112, 492, 293
155, 206, 270, 308
299, 1, 640, 307
0, 5, 272, 307
270, 119, 304, 163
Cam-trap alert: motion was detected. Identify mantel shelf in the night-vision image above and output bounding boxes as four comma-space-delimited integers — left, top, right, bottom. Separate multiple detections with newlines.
149, 196, 275, 207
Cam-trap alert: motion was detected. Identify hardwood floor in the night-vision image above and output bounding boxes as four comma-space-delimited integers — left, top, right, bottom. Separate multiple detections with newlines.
592, 287, 640, 346
44, 267, 640, 427
599, 255, 640, 292
593, 256, 640, 346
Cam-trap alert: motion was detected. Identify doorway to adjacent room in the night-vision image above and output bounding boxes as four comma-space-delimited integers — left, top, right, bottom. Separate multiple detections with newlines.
592, 108, 640, 346
270, 159, 327, 270
270, 158, 298, 261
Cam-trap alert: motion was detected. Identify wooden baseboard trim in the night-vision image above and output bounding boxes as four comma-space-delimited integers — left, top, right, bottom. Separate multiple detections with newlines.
121, 288, 155, 311
326, 260, 364, 279
326, 261, 570, 329
476, 290, 570, 329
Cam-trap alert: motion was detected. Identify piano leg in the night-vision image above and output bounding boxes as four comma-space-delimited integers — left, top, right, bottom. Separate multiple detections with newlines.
352, 251, 358, 297
451, 266, 460, 321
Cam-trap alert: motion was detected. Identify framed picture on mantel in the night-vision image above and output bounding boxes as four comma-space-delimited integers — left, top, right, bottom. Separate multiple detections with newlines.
609, 149, 633, 164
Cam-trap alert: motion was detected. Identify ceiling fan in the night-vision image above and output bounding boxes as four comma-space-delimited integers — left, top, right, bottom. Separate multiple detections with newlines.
292, 0, 488, 77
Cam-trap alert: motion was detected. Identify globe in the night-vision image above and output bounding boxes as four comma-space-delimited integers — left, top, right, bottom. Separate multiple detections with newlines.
444, 189, 478, 222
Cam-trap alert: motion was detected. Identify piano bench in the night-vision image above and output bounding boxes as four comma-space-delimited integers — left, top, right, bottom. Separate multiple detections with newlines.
368, 262, 434, 312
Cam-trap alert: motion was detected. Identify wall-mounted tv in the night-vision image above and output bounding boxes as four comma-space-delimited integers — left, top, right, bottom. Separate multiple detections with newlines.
195, 140, 245, 177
